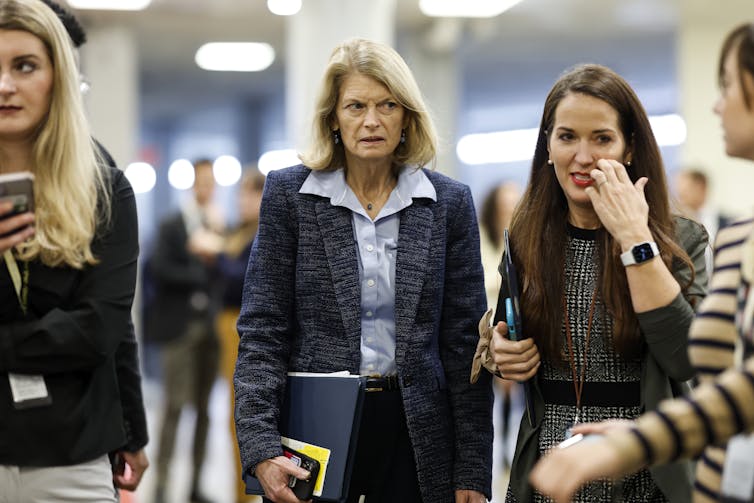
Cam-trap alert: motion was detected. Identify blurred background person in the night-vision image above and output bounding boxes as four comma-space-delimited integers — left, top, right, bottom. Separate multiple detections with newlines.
234, 38, 493, 503
479, 181, 521, 309
0, 0, 139, 501
148, 158, 224, 503
40, 0, 150, 495
481, 64, 708, 502
674, 167, 730, 272
529, 21, 754, 503
478, 181, 524, 487
214, 167, 265, 503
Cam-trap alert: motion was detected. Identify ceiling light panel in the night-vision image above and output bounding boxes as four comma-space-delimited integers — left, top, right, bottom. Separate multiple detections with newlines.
419, 0, 523, 18
66, 0, 152, 10
195, 42, 275, 72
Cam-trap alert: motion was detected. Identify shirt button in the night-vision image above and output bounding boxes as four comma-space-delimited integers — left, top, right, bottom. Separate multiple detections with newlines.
367, 279, 375, 287
366, 311, 373, 317
366, 337, 374, 343
366, 244, 374, 252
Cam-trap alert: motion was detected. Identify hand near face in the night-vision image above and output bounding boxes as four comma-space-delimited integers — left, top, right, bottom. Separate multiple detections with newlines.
584, 159, 653, 248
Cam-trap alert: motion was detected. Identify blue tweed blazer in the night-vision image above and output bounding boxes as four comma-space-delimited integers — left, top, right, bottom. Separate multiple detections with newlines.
234, 165, 493, 501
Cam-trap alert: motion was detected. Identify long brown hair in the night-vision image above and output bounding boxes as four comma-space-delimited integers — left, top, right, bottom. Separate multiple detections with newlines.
509, 64, 695, 362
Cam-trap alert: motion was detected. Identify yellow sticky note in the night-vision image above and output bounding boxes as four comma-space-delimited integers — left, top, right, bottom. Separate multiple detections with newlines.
281, 436, 331, 497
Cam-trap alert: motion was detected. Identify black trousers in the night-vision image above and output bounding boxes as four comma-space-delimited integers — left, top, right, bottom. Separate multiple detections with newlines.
345, 389, 422, 503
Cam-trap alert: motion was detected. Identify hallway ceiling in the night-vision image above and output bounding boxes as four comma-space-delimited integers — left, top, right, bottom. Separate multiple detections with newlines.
68, 0, 722, 125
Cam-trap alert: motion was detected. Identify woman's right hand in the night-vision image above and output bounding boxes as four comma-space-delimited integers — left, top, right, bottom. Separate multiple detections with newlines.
255, 455, 313, 503
0, 201, 34, 253
490, 321, 540, 381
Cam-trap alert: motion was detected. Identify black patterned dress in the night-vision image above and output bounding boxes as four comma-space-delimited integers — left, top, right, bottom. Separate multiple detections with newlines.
506, 225, 668, 502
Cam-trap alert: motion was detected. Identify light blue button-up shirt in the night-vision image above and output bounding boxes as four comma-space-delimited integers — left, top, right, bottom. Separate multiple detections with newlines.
299, 167, 436, 376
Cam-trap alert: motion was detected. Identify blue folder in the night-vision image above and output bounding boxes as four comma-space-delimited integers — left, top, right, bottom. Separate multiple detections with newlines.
245, 373, 366, 502
494, 229, 535, 427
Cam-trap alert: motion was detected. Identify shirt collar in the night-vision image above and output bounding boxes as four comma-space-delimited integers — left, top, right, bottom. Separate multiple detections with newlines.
299, 166, 436, 216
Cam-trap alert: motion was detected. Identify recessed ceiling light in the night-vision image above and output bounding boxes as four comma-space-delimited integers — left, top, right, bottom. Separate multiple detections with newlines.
267, 0, 302, 16
124, 162, 156, 193
66, 0, 152, 10
195, 42, 275, 72
419, 0, 523, 18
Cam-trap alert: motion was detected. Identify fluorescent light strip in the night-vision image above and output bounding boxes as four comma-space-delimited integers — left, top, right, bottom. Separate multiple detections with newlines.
66, 0, 151, 10
456, 114, 687, 165
419, 0, 523, 18
195, 43, 275, 72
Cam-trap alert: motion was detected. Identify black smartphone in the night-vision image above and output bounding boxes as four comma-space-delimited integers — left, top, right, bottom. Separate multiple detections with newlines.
283, 446, 320, 500
0, 172, 34, 239
0, 172, 34, 216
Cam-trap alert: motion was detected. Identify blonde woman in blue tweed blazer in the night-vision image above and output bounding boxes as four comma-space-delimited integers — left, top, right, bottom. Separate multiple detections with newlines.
234, 38, 493, 503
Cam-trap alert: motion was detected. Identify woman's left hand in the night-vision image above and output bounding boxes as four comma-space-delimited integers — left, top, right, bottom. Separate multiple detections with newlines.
529, 436, 624, 503
455, 489, 487, 503
585, 159, 653, 248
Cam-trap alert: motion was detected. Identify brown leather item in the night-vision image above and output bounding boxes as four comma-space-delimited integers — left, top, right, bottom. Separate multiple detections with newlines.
470, 308, 500, 383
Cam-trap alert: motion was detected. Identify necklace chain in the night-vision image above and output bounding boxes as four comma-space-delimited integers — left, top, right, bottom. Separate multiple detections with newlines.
351, 179, 394, 212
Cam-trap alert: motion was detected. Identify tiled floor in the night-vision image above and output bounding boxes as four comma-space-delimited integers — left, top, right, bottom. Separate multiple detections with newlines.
124, 375, 521, 503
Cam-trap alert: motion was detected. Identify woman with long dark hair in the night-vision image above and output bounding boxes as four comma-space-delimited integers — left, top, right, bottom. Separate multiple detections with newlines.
530, 23, 754, 503
479, 64, 708, 502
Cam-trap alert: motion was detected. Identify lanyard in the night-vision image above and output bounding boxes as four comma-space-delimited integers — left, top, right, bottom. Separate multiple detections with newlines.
562, 285, 598, 424
3, 249, 29, 315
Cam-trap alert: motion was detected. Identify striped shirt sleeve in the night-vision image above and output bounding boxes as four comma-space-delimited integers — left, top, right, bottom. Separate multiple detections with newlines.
689, 220, 754, 381
604, 355, 754, 474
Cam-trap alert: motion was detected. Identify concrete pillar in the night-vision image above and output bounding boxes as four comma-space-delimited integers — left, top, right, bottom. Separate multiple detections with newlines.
401, 17, 462, 178
80, 26, 139, 169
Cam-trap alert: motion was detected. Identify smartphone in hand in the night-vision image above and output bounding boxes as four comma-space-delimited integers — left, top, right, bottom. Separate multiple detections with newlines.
0, 172, 34, 238
283, 446, 320, 500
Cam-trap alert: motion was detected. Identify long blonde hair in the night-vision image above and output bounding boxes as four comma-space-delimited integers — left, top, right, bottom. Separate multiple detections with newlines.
300, 38, 437, 171
0, 0, 110, 268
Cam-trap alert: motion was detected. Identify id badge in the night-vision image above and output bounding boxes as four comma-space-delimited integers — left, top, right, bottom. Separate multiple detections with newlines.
721, 433, 754, 502
8, 373, 51, 409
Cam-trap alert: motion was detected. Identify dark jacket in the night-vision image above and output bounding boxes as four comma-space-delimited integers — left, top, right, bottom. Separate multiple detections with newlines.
0, 167, 139, 466
97, 144, 148, 454
146, 210, 218, 343
234, 165, 494, 502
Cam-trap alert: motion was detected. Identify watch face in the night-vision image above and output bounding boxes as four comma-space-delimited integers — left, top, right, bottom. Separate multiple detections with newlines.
632, 243, 655, 263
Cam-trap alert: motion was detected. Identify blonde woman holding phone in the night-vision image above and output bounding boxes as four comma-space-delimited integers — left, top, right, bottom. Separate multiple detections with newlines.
0, 1, 139, 501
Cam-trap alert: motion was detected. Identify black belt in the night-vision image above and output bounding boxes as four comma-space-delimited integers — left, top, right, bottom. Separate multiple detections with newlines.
364, 375, 400, 392
539, 379, 641, 407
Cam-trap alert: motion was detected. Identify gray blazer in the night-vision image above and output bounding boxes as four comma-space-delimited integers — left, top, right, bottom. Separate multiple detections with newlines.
234, 165, 494, 501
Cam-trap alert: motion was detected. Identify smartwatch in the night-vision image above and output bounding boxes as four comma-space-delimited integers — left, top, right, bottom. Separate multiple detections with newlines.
620, 241, 659, 266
